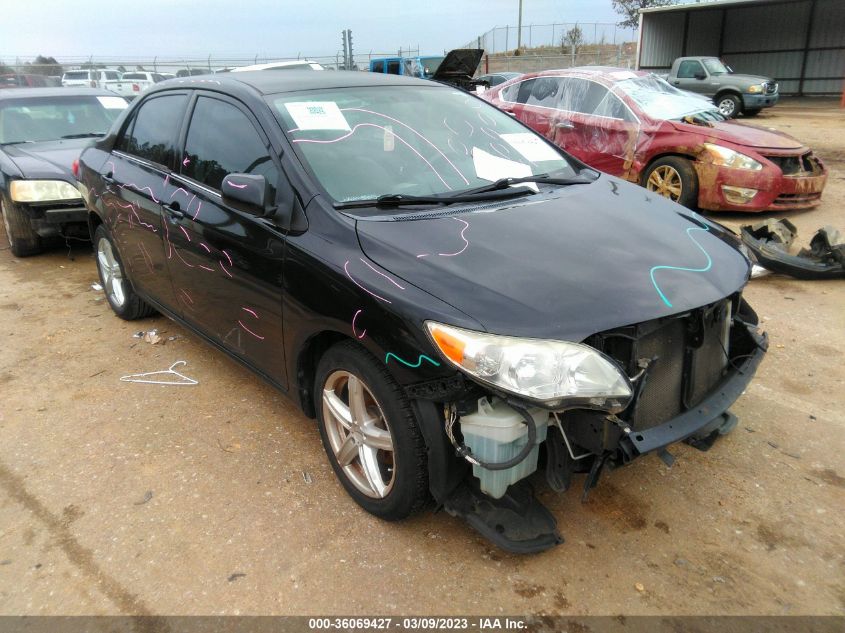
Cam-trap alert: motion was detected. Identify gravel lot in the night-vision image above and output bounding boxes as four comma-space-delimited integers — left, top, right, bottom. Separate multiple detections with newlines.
0, 98, 843, 617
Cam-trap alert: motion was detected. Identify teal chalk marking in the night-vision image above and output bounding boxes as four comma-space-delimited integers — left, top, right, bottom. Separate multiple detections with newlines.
385, 352, 441, 368
650, 224, 712, 308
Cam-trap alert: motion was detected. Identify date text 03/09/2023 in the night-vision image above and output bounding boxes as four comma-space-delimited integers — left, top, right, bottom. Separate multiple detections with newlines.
307, 617, 528, 630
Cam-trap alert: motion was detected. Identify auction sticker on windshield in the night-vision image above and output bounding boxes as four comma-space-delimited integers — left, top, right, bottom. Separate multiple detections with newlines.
97, 96, 128, 109
285, 101, 351, 131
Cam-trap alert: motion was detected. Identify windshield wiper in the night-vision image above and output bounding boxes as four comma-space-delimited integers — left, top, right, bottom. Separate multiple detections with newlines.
334, 186, 534, 210
451, 173, 595, 197
60, 133, 103, 139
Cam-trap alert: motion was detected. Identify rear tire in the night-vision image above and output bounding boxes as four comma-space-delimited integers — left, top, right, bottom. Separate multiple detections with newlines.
1, 196, 42, 257
93, 224, 156, 320
716, 93, 742, 118
315, 341, 429, 521
642, 156, 699, 209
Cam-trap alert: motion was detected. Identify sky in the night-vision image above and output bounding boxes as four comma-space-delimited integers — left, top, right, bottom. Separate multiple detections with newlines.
1, 0, 623, 64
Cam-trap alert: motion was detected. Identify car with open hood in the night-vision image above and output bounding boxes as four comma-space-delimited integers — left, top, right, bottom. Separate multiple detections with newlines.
0, 87, 128, 255
76, 70, 766, 553
482, 67, 826, 212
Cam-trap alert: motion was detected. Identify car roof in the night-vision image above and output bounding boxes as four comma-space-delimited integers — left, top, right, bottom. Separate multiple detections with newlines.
154, 69, 432, 96
232, 60, 323, 72
0, 87, 124, 100
531, 66, 650, 83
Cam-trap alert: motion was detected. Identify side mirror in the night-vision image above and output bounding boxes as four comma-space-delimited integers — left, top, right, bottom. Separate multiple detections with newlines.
694, 71, 706, 80
221, 173, 270, 215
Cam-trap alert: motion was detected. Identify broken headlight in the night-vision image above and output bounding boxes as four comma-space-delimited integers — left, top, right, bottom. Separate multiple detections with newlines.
703, 144, 762, 171
10, 180, 81, 203
425, 321, 633, 411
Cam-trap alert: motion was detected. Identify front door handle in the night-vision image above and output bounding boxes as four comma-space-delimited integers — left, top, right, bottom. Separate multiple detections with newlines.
555, 120, 575, 130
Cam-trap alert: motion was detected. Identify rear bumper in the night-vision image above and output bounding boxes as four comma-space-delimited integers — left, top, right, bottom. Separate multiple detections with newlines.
624, 328, 767, 456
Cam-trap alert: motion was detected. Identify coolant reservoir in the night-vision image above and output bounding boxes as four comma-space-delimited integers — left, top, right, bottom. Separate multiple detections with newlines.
459, 397, 549, 499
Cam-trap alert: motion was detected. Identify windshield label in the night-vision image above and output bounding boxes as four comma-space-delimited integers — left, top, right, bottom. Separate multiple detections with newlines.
97, 96, 128, 109
499, 133, 561, 162
285, 101, 351, 131
472, 147, 532, 182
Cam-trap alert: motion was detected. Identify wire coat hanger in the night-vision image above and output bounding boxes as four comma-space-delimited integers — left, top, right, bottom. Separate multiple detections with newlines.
120, 360, 198, 386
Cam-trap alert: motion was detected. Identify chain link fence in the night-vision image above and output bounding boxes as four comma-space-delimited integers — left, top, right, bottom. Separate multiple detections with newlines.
464, 22, 637, 54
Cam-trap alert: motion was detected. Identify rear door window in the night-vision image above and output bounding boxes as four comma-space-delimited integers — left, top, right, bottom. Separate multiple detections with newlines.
117, 93, 188, 167
181, 96, 278, 193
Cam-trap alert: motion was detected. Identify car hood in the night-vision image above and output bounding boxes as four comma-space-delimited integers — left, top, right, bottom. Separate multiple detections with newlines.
2, 138, 93, 180
432, 49, 484, 83
723, 73, 773, 85
355, 177, 749, 342
673, 119, 804, 151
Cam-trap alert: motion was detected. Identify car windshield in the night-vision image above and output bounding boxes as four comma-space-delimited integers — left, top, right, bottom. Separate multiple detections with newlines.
270, 86, 575, 204
615, 75, 724, 122
702, 58, 731, 75
0, 95, 127, 144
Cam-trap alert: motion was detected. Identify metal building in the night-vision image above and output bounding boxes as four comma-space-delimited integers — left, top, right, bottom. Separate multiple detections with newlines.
636, 0, 845, 95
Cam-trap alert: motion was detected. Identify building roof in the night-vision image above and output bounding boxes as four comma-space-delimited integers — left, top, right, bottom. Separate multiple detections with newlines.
641, 0, 800, 14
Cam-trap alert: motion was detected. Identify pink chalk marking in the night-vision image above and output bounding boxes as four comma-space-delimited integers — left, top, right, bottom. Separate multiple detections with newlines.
131, 208, 156, 232
180, 288, 194, 304
242, 307, 259, 318
465, 120, 475, 136
438, 218, 470, 257
199, 243, 211, 254
343, 260, 391, 304
443, 118, 459, 136
105, 161, 116, 176
192, 200, 202, 221
174, 247, 195, 268
480, 126, 500, 142
170, 187, 191, 200
416, 253, 430, 258
488, 142, 510, 159
447, 137, 469, 157
352, 309, 366, 339
359, 258, 405, 289
238, 320, 265, 340
219, 261, 233, 278
138, 243, 154, 274
198, 264, 216, 272
478, 111, 497, 127
293, 123, 453, 190
119, 183, 160, 203
179, 225, 191, 242
221, 249, 233, 267
226, 181, 248, 189
183, 156, 190, 166
342, 108, 469, 185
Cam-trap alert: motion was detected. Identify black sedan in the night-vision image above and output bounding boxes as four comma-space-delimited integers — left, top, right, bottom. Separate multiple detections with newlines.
0, 88, 128, 255
77, 71, 766, 553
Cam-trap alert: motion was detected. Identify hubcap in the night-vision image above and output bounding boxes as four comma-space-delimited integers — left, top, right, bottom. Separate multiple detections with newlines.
646, 165, 683, 201
97, 237, 126, 307
719, 98, 736, 116
322, 370, 395, 499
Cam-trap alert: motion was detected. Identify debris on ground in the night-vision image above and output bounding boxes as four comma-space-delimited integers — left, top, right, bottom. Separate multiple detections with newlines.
302, 471, 313, 484
228, 573, 246, 582
133, 490, 153, 506
120, 360, 198, 386
91, 283, 103, 291
635, 582, 645, 592
742, 219, 845, 280
133, 329, 162, 345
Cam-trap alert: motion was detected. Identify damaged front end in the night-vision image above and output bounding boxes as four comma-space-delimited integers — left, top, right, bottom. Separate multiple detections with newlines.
412, 295, 767, 554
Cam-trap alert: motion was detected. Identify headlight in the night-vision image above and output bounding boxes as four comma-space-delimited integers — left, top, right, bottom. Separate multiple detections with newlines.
747, 84, 763, 94
703, 143, 763, 171
10, 180, 82, 203
425, 321, 633, 411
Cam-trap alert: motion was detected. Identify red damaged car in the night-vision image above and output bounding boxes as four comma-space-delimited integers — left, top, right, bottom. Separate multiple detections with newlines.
482, 67, 827, 212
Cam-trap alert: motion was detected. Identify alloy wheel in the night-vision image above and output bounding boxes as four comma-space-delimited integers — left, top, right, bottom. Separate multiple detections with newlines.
646, 165, 683, 201
322, 370, 396, 499
718, 98, 737, 117
97, 237, 126, 307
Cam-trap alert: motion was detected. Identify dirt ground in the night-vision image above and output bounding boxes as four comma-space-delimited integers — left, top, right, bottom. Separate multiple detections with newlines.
0, 98, 843, 617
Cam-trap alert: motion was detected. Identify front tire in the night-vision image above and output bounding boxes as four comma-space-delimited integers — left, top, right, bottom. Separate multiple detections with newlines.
93, 224, 156, 320
315, 341, 429, 520
643, 156, 699, 209
1, 196, 42, 257
716, 93, 742, 118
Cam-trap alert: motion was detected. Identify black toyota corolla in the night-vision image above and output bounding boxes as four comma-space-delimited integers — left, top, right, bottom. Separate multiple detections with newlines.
77, 71, 767, 553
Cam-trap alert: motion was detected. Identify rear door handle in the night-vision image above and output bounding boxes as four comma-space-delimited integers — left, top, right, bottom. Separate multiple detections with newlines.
102, 172, 115, 185
555, 121, 575, 130
164, 202, 185, 220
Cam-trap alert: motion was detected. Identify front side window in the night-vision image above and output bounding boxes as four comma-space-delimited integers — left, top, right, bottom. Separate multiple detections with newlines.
118, 94, 187, 166
271, 85, 575, 204
182, 96, 278, 192
677, 60, 704, 79
0, 95, 128, 145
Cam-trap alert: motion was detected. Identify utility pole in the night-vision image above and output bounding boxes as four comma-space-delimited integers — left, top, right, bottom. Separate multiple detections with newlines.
341, 29, 353, 69
516, 0, 523, 52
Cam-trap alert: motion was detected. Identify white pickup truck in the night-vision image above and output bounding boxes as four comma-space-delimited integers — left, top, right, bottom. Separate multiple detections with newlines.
61, 69, 122, 88
105, 72, 166, 100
